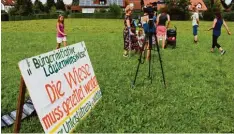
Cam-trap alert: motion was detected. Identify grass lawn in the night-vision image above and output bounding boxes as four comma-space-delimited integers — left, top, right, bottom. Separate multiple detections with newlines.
1, 19, 234, 133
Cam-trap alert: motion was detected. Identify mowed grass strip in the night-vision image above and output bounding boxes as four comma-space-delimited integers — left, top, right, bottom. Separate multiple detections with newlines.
1, 19, 234, 133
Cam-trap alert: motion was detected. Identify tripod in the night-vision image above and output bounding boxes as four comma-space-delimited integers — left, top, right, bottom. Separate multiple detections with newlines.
131, 25, 166, 88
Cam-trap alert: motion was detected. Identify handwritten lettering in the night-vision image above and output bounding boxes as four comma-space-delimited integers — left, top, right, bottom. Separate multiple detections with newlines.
62, 87, 85, 116
83, 76, 98, 94
42, 106, 63, 129
45, 80, 64, 104
64, 64, 91, 89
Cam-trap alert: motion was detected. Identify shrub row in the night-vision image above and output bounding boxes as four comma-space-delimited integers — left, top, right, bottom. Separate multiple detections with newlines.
203, 11, 234, 21
4, 12, 234, 21
8, 14, 59, 21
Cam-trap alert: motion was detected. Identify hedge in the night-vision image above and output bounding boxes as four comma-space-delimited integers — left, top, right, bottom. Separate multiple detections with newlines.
203, 11, 234, 21
5, 12, 234, 21
69, 13, 124, 19
8, 14, 60, 21
6, 12, 144, 21
1, 13, 9, 21
222, 11, 234, 21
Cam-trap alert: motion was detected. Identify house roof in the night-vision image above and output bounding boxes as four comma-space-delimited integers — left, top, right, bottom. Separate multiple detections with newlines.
189, 0, 207, 11
1, 0, 15, 6
71, 5, 82, 11
79, 0, 124, 7
142, 0, 165, 11
143, 0, 158, 5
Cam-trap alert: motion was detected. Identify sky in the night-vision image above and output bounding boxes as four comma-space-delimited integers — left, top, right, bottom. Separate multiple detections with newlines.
31, 0, 72, 5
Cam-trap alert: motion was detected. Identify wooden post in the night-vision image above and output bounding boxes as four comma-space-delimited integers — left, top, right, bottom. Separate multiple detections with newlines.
13, 76, 26, 133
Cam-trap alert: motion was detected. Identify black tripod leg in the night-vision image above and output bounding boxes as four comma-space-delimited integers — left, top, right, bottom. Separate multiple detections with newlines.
148, 34, 152, 83
155, 34, 167, 88
132, 35, 148, 88
132, 56, 141, 87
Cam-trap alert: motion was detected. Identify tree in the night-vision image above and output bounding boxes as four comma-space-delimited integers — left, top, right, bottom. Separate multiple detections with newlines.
14, 0, 33, 15
214, 0, 222, 9
203, 0, 211, 8
56, 0, 66, 11
72, 0, 79, 5
34, 0, 45, 13
25, 0, 33, 15
109, 3, 122, 18
50, 5, 57, 14
165, 0, 190, 20
210, 0, 214, 7
46, 0, 55, 11
8, 7, 18, 15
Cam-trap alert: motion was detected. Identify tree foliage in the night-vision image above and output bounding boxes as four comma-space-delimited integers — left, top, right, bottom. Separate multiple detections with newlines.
56, 0, 66, 11
46, 0, 55, 11
33, 0, 45, 13
109, 3, 122, 18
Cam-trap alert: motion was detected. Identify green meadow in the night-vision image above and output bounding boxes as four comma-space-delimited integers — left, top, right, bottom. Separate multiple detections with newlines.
1, 19, 234, 133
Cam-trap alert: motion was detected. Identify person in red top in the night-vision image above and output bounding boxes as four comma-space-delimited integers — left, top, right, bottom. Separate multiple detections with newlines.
156, 6, 170, 49
56, 15, 67, 49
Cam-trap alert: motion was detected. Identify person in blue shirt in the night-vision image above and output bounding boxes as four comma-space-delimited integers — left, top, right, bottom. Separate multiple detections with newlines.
208, 10, 231, 55
140, 6, 157, 60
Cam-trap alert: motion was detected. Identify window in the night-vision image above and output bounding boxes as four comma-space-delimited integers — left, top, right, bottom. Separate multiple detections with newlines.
99, 0, 106, 5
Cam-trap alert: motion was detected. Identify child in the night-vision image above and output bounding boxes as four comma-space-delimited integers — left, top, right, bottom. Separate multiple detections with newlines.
56, 15, 67, 49
191, 7, 199, 43
208, 11, 231, 55
137, 29, 145, 52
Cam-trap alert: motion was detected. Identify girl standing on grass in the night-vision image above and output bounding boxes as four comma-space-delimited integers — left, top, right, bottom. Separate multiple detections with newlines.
191, 7, 199, 44
56, 14, 67, 49
208, 11, 231, 55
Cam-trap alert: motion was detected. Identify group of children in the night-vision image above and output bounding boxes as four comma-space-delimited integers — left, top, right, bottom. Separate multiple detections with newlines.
56, 7, 232, 56
124, 6, 169, 59
191, 7, 231, 55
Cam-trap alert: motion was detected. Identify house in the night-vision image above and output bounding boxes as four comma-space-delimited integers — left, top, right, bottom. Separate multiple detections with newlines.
189, 0, 207, 11
79, 0, 124, 13
71, 5, 82, 12
1, 0, 15, 13
130, 0, 142, 11
143, 0, 166, 11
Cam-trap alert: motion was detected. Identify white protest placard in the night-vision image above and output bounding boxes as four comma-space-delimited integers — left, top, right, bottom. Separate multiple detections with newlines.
18, 41, 102, 133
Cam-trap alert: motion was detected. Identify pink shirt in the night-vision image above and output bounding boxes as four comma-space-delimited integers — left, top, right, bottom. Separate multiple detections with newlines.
57, 23, 64, 37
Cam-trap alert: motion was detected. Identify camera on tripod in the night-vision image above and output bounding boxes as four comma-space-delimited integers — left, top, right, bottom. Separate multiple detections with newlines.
131, 1, 166, 88
143, 2, 157, 19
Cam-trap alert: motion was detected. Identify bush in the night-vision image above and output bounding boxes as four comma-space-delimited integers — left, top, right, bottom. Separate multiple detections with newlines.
222, 11, 234, 21
168, 7, 190, 20
109, 3, 122, 18
50, 13, 58, 19
99, 8, 107, 13
70, 13, 83, 18
14, 15, 21, 21
203, 10, 214, 21
203, 10, 234, 21
7, 12, 148, 21
1, 13, 9, 21
8, 7, 18, 16
1, 10, 9, 21
165, 0, 190, 20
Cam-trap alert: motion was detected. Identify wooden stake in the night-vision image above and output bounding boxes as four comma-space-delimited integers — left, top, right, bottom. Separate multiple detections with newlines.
13, 76, 26, 133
